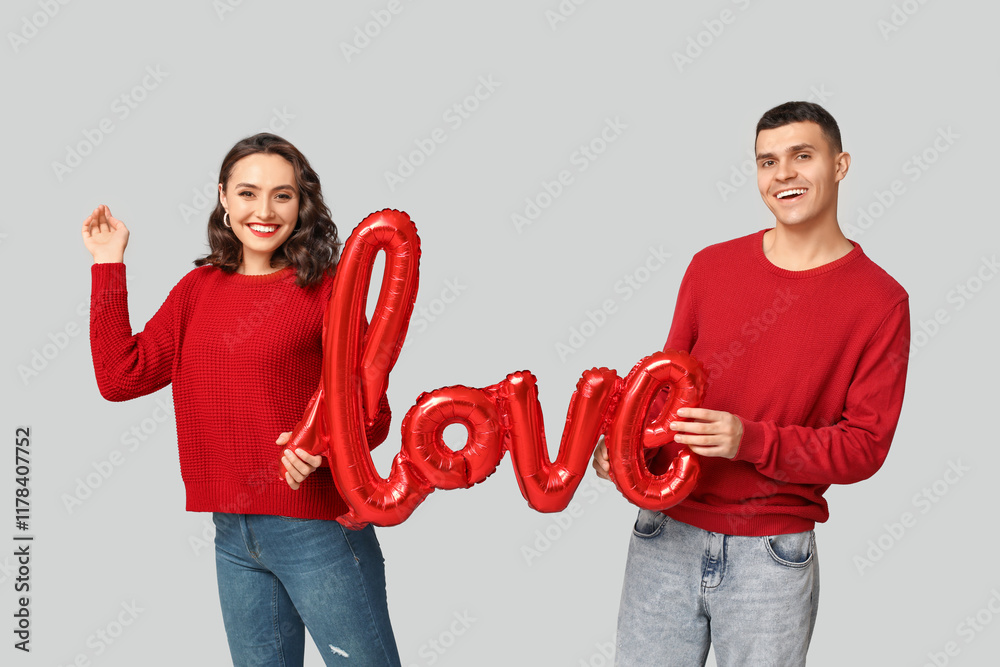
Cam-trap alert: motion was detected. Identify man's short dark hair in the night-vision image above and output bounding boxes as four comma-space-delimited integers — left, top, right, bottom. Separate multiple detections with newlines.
756, 101, 842, 153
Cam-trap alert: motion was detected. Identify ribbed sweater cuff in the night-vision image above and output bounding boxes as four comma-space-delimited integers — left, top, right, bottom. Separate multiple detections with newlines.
733, 417, 765, 466
91, 262, 127, 293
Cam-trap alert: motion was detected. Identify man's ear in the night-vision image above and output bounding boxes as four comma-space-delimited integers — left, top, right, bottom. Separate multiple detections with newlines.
834, 152, 851, 183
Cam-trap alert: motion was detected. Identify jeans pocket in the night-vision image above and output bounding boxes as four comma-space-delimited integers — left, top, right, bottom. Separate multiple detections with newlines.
632, 509, 669, 539
764, 531, 815, 568
276, 515, 314, 523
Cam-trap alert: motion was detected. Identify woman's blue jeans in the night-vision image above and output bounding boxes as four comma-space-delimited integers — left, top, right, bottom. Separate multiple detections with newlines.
615, 509, 820, 666
212, 513, 401, 667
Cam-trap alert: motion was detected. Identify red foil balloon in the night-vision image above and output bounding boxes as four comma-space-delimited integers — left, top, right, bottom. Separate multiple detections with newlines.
326, 210, 428, 528
401, 385, 504, 490
287, 209, 428, 528
284, 380, 328, 458
605, 350, 707, 511
284, 208, 709, 526
502, 368, 621, 513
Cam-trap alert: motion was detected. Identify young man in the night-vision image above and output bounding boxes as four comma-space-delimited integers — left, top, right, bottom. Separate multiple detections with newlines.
592, 101, 910, 665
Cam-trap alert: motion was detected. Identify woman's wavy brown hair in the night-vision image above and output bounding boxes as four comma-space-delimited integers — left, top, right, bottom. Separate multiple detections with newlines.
194, 133, 340, 287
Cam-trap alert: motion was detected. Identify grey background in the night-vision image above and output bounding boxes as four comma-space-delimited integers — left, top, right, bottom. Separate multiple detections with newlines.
3, 1, 998, 665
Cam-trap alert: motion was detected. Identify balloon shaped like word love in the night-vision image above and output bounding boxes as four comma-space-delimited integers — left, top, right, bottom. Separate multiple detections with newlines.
285, 209, 707, 527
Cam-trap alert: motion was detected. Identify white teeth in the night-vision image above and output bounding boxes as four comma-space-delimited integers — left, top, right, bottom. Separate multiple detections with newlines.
249, 224, 278, 232
776, 189, 807, 199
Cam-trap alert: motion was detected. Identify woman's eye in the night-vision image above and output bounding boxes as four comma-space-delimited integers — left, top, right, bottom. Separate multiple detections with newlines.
239, 191, 254, 197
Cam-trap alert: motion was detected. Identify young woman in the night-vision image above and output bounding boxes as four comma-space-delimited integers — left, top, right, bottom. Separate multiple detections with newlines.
82, 133, 402, 666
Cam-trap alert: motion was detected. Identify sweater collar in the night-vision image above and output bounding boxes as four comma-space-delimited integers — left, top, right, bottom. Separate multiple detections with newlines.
226, 265, 296, 284
753, 228, 863, 278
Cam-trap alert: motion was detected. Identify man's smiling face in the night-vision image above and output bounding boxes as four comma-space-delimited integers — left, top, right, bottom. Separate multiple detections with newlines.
755, 121, 849, 229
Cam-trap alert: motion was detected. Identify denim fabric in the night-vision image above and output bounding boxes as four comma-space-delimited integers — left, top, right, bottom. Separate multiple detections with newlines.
615, 509, 819, 666
213, 513, 401, 667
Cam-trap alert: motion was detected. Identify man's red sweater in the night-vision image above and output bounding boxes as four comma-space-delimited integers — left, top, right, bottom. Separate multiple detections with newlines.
648, 229, 910, 536
90, 263, 390, 521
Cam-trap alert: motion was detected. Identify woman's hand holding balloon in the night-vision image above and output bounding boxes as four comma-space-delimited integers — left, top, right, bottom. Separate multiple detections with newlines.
277, 431, 323, 490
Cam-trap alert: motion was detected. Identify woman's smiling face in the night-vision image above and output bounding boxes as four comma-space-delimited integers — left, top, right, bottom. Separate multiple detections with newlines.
219, 153, 299, 273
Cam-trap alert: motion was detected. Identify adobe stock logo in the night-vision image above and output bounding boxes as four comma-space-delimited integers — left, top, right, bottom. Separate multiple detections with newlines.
877, 0, 932, 40
51, 65, 169, 182
339, 0, 415, 63
671, 0, 753, 73
384, 76, 502, 192
406, 610, 477, 667
555, 245, 670, 362
853, 459, 970, 575
511, 117, 628, 234
703, 287, 798, 381
844, 126, 959, 239
7, 0, 72, 54
921, 588, 1000, 667
544, 0, 588, 31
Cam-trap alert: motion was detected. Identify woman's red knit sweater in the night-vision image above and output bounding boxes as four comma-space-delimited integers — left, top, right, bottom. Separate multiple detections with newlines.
90, 263, 390, 521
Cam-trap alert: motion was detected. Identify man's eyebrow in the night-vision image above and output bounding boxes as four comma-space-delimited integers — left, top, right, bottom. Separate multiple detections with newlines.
756, 143, 817, 161
231, 182, 296, 191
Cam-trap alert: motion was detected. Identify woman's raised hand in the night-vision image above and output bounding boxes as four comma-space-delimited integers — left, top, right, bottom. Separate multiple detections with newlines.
82, 204, 130, 263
